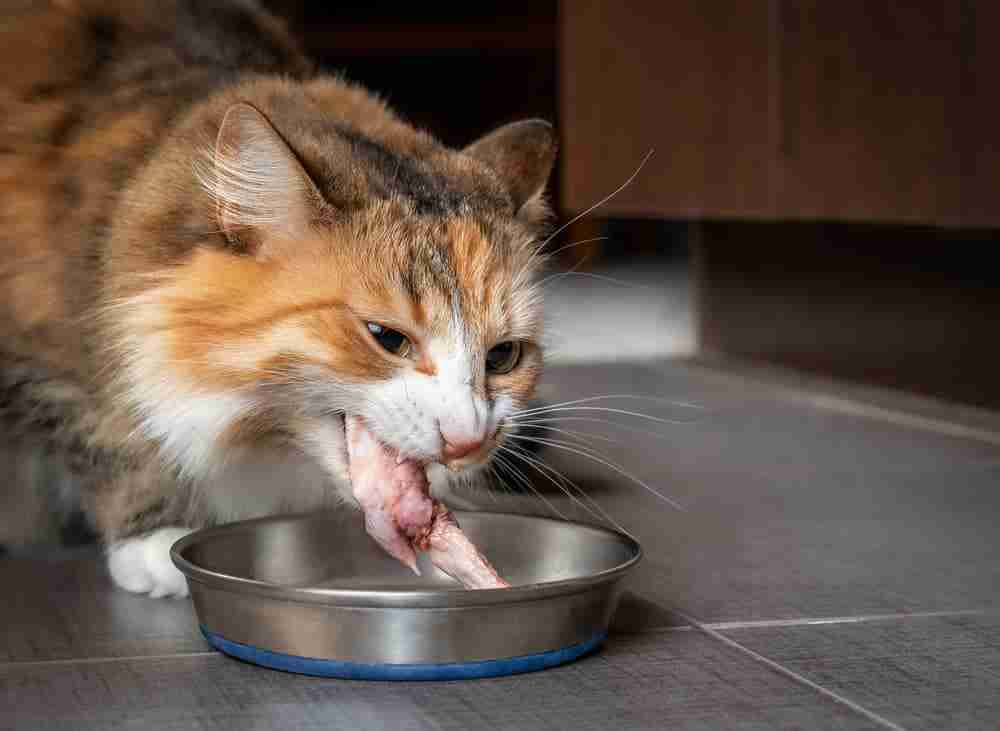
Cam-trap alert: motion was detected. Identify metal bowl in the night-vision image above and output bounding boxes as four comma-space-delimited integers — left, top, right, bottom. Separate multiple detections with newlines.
171, 510, 641, 680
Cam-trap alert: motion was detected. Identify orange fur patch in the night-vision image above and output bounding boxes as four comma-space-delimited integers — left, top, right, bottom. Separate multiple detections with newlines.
140, 215, 542, 407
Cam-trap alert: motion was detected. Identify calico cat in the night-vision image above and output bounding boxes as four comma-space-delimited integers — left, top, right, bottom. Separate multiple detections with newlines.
0, 1, 555, 596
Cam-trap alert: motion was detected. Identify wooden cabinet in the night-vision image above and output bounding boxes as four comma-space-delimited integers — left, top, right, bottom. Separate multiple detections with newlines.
561, 1, 997, 227
560, 3, 772, 219
960, 2, 1000, 227
775, 3, 964, 225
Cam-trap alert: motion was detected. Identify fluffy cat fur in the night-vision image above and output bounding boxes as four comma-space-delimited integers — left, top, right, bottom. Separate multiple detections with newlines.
0, 0, 555, 595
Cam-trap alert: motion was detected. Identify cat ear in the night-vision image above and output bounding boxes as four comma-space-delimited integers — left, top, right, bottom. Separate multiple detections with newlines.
463, 119, 557, 222
207, 103, 323, 255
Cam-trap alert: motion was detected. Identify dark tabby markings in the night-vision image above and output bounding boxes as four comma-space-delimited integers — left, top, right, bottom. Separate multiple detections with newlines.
49, 108, 85, 149
333, 125, 508, 217
86, 14, 119, 73
177, 0, 309, 74
60, 509, 98, 546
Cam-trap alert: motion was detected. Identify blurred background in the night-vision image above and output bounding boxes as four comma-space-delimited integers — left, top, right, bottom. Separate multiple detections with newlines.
260, 1, 1000, 410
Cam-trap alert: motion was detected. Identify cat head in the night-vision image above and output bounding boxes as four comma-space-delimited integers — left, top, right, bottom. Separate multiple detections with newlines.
115, 93, 555, 489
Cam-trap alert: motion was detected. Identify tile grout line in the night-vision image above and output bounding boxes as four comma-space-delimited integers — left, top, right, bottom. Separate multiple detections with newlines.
783, 392, 1000, 446
701, 608, 990, 631
673, 609, 910, 731
689, 360, 1000, 446
620, 607, 991, 637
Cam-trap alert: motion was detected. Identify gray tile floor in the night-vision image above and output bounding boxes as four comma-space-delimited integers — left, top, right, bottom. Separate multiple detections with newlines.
3, 359, 1000, 730
722, 614, 1000, 730
543, 257, 694, 363
4, 630, 882, 731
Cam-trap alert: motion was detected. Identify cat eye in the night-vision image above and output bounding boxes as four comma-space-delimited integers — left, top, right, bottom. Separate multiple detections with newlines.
366, 322, 412, 358
486, 341, 521, 374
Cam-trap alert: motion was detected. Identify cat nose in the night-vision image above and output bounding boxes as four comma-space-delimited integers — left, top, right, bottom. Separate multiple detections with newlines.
438, 394, 489, 468
441, 437, 485, 462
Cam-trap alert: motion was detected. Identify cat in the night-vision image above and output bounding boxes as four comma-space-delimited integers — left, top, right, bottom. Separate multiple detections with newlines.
0, 0, 555, 597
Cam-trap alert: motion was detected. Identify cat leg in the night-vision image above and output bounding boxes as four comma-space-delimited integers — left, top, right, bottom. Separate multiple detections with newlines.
107, 527, 193, 598
89, 460, 196, 598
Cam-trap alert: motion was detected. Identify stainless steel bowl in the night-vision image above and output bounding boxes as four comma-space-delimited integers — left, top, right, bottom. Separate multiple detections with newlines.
171, 510, 641, 679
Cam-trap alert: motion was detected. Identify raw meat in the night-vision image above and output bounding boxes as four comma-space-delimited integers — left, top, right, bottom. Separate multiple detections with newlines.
345, 416, 509, 589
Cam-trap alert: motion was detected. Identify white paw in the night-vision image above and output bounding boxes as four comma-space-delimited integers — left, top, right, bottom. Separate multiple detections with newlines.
108, 527, 194, 599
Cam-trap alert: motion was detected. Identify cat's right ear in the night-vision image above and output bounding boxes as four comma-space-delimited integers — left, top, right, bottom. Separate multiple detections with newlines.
205, 103, 323, 257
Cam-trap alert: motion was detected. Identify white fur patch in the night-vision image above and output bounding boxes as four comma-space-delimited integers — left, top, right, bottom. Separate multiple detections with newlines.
359, 330, 490, 467
296, 418, 353, 502
143, 390, 253, 477
431, 336, 487, 446
113, 292, 254, 478
108, 527, 193, 599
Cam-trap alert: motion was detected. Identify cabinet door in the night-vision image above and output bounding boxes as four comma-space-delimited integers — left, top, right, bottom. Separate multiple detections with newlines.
560, 2, 773, 219
774, 2, 964, 226
960, 2, 1000, 227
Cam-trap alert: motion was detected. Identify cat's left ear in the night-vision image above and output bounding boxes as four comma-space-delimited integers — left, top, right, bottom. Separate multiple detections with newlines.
463, 119, 557, 224
205, 102, 324, 257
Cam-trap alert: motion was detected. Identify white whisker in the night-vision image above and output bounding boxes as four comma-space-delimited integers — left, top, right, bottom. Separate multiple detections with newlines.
541, 150, 654, 247
505, 432, 609, 460
544, 236, 609, 260
513, 415, 674, 442
512, 394, 703, 416
500, 442, 629, 534
491, 451, 570, 521
508, 435, 685, 512
542, 270, 662, 294
482, 465, 503, 503
511, 405, 696, 427
536, 252, 594, 289
511, 423, 620, 446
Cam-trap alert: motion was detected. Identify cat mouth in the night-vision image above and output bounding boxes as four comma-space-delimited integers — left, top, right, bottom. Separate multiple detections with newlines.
337, 412, 491, 478
337, 412, 432, 478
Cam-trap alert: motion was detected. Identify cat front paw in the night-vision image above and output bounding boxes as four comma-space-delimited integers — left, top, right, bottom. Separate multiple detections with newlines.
107, 527, 193, 598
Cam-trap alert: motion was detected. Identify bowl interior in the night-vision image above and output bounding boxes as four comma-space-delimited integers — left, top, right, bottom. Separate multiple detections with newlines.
179, 510, 638, 591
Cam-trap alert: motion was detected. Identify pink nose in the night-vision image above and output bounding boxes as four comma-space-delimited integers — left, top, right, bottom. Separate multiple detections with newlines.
441, 437, 485, 462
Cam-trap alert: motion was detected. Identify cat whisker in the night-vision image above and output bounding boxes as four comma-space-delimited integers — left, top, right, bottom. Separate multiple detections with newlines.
512, 393, 703, 416
485, 464, 513, 499
489, 452, 534, 498
512, 415, 677, 442
536, 252, 594, 289
480, 464, 502, 503
541, 235, 608, 261
496, 444, 603, 525
497, 442, 628, 533
510, 422, 621, 446
505, 432, 608, 460
491, 451, 569, 521
541, 270, 663, 294
504, 434, 685, 512
541, 149, 654, 248
510, 405, 697, 427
